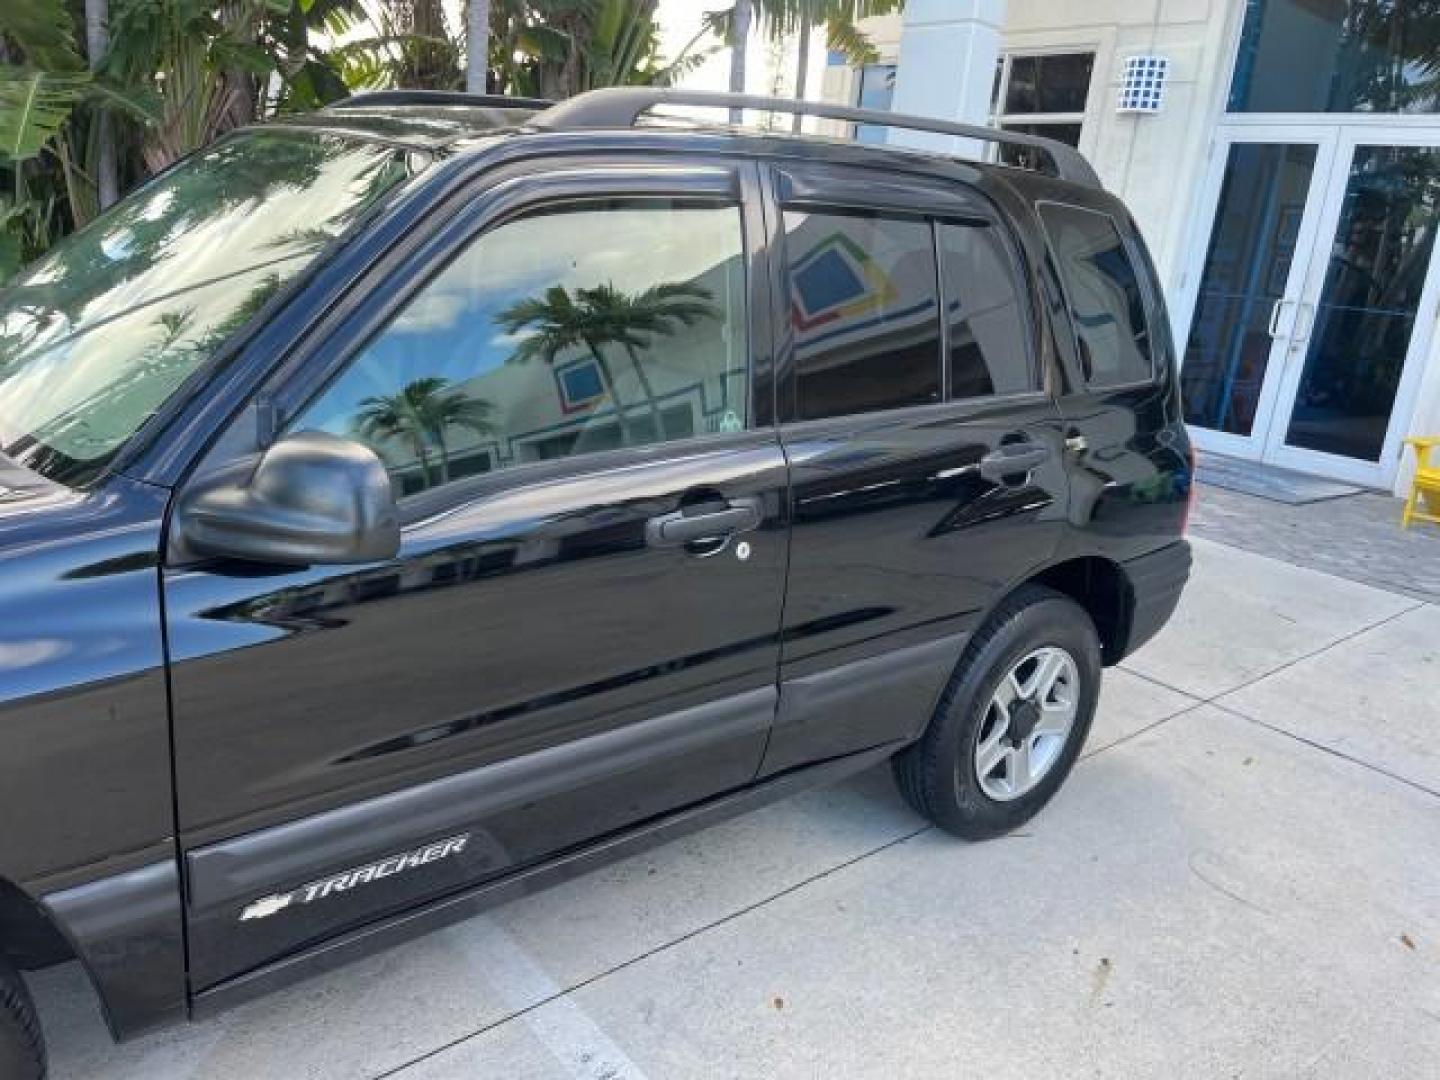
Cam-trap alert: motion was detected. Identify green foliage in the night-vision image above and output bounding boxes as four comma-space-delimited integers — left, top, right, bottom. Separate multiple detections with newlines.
0, 69, 90, 163
491, 0, 716, 99
0, 0, 726, 277
0, 0, 86, 72
717, 0, 905, 66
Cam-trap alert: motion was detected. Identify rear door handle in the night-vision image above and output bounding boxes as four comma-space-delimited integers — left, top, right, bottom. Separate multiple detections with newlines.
978, 444, 1050, 483
646, 498, 762, 547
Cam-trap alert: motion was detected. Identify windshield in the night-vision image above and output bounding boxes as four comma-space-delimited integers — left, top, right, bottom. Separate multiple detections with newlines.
0, 129, 413, 487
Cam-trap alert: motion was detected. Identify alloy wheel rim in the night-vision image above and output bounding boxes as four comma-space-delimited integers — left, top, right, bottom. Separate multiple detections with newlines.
973, 646, 1080, 802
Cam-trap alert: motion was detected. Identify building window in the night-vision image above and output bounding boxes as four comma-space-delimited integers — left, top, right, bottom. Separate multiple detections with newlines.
1229, 0, 1440, 114
853, 63, 897, 144
991, 52, 1095, 173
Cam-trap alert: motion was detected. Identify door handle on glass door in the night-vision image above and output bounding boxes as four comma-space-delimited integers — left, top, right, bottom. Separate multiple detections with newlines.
1291, 301, 1316, 342
1267, 298, 1293, 338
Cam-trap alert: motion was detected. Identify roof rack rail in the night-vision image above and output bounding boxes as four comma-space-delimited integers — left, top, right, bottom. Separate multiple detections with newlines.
330, 90, 555, 112
533, 87, 1100, 189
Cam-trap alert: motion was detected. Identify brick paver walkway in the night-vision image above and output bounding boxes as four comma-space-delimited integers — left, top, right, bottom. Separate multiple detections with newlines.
1188, 481, 1440, 604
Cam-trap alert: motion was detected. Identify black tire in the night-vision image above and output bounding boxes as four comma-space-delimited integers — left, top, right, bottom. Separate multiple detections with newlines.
0, 957, 44, 1080
894, 584, 1102, 839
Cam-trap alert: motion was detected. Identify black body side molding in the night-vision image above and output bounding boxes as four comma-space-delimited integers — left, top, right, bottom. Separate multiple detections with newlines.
1120, 541, 1192, 659
192, 742, 901, 1018
42, 857, 187, 1040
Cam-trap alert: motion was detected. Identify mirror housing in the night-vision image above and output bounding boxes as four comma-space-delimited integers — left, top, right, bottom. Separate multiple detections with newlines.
174, 431, 400, 566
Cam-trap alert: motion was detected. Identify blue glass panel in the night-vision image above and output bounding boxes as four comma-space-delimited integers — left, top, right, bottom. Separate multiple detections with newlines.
1230, 0, 1440, 114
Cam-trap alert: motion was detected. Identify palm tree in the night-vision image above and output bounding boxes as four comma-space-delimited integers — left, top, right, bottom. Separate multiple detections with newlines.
466, 0, 490, 92
574, 282, 718, 439
488, 0, 712, 100
83, 0, 117, 208
722, 1, 905, 125
728, 0, 752, 123
354, 376, 494, 487
498, 280, 717, 445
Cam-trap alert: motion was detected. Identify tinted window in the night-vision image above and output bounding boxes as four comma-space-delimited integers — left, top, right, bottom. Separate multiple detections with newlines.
1039, 204, 1153, 387
939, 222, 1034, 398
294, 200, 748, 497
784, 209, 941, 420
1003, 53, 1095, 114
1229, 0, 1440, 114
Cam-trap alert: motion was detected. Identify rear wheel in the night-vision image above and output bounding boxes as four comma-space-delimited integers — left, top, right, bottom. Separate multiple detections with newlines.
894, 585, 1101, 839
0, 956, 45, 1080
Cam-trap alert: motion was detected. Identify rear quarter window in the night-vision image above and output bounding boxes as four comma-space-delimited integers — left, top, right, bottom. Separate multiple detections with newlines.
938, 220, 1035, 398
1038, 203, 1154, 387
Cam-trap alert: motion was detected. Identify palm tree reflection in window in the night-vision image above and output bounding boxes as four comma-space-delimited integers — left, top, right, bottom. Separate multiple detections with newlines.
498, 280, 718, 445
354, 376, 495, 489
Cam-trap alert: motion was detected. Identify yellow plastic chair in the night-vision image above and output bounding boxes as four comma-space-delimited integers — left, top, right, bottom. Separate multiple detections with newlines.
1402, 436, 1440, 528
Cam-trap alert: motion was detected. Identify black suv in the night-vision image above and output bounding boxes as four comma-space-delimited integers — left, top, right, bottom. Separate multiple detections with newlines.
0, 88, 1191, 1077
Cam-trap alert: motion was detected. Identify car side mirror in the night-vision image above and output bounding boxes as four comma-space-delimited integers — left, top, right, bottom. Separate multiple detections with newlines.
173, 431, 400, 567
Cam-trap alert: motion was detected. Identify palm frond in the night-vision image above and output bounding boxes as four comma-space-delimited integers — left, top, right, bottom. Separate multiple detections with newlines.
0, 0, 86, 72
0, 67, 87, 164
822, 16, 878, 66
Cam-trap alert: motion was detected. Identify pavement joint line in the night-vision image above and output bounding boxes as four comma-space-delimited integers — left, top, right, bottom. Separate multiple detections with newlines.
1120, 597, 1426, 709
1207, 698, 1440, 802
371, 823, 934, 1080
454, 918, 651, 1080
1103, 598, 1428, 780
1115, 663, 1206, 702
1080, 698, 1212, 761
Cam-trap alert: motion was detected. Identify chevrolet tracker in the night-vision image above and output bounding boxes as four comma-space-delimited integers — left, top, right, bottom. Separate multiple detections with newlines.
0, 88, 1192, 1078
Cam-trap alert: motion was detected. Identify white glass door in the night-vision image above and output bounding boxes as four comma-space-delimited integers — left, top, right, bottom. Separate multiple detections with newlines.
1178, 124, 1440, 487
1174, 127, 1339, 461
1266, 128, 1440, 486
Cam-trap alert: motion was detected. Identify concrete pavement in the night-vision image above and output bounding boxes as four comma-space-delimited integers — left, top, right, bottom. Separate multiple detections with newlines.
28, 536, 1440, 1078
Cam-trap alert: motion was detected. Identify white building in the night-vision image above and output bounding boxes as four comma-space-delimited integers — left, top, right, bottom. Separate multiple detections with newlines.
812, 0, 1440, 496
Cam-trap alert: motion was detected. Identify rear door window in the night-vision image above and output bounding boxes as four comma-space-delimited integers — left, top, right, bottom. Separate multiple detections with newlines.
782, 209, 942, 420
938, 221, 1035, 398
1038, 203, 1154, 386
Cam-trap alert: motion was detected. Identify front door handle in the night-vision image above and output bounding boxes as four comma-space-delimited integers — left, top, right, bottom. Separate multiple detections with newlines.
979, 443, 1050, 483
646, 498, 762, 548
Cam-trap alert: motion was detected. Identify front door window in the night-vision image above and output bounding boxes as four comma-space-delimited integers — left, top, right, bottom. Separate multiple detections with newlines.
294, 198, 749, 497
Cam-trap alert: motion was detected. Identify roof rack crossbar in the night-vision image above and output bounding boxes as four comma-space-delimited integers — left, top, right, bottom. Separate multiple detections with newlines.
330, 90, 555, 112
533, 88, 1100, 189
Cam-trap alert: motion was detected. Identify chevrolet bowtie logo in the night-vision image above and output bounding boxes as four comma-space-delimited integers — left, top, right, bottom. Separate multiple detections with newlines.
239, 893, 294, 921
238, 834, 471, 922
